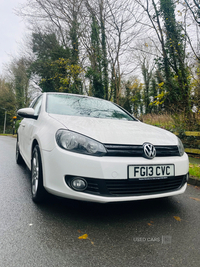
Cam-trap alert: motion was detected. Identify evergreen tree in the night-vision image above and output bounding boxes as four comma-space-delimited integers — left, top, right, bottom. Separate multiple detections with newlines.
86, 15, 104, 99
69, 10, 83, 94
142, 60, 152, 114
0, 79, 16, 132
99, 0, 109, 100
30, 32, 83, 94
11, 58, 30, 109
159, 0, 191, 113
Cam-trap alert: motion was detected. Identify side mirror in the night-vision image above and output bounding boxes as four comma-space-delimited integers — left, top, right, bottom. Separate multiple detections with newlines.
17, 108, 38, 119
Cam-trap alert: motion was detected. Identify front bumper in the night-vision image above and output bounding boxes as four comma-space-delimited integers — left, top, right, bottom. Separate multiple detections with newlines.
41, 146, 189, 203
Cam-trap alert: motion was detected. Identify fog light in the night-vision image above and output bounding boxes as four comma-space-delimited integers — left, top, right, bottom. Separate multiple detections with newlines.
71, 178, 87, 191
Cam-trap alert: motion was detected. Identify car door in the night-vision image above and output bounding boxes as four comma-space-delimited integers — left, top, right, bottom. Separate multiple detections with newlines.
21, 95, 43, 167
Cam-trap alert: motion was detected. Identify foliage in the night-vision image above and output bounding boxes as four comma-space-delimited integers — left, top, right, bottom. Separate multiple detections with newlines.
86, 15, 104, 98
189, 163, 200, 179
10, 57, 31, 110
191, 62, 200, 113
140, 113, 175, 131
0, 78, 16, 133
0, 56, 31, 132
85, 6, 109, 100
141, 111, 200, 131
1, 0, 200, 134
41, 58, 83, 93
141, 112, 200, 153
30, 32, 83, 94
15, 120, 22, 132
99, 1, 109, 100
142, 59, 152, 114
156, 0, 191, 113
119, 78, 143, 117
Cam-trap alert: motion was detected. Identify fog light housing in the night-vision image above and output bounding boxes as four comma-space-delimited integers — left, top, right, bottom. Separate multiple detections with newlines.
71, 178, 87, 191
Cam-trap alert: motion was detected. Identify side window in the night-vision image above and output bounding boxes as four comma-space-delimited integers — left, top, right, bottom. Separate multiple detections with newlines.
33, 95, 43, 116
29, 94, 41, 108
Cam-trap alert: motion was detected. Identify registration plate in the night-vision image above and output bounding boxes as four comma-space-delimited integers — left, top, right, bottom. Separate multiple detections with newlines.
128, 164, 175, 179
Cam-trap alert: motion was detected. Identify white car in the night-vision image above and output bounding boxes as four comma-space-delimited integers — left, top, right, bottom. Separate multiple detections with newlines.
16, 92, 189, 203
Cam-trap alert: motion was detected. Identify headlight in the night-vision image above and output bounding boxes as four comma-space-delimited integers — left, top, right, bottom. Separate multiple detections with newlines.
177, 137, 185, 156
56, 129, 107, 156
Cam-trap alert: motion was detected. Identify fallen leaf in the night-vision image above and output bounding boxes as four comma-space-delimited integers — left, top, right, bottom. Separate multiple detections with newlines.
78, 233, 95, 246
147, 221, 154, 226
77, 230, 81, 233
173, 216, 182, 221
78, 234, 88, 239
190, 197, 200, 201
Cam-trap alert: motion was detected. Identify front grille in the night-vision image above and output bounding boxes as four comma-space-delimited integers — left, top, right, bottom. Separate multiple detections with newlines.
65, 175, 187, 197
104, 144, 180, 157
105, 176, 185, 196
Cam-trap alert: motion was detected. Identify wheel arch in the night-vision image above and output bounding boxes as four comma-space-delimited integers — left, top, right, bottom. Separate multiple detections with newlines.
32, 139, 39, 158
31, 139, 47, 203
31, 138, 47, 187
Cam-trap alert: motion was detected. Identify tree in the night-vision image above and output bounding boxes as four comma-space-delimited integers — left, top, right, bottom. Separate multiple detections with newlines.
10, 57, 31, 109
142, 59, 153, 114
184, 0, 200, 26
159, 0, 191, 113
99, 0, 109, 100
136, 0, 191, 114
84, 0, 109, 99
119, 78, 143, 117
0, 78, 16, 132
31, 32, 70, 92
149, 70, 165, 113
30, 32, 83, 93
18, 0, 84, 92
106, 0, 141, 103
190, 61, 200, 112
178, 0, 200, 61
86, 15, 104, 98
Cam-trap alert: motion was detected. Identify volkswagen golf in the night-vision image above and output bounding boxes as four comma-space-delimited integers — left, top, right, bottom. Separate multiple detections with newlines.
16, 92, 189, 203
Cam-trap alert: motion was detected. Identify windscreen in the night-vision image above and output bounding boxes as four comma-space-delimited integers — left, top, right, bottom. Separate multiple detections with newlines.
46, 94, 135, 121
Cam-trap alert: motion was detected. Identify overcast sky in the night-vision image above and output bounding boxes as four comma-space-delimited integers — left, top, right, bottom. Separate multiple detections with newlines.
0, 0, 27, 75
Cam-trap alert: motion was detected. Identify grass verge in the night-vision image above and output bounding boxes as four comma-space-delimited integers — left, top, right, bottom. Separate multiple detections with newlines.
0, 134, 17, 137
189, 163, 200, 180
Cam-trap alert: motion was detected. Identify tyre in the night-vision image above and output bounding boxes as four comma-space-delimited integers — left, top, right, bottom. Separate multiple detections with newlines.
16, 141, 24, 165
31, 145, 46, 203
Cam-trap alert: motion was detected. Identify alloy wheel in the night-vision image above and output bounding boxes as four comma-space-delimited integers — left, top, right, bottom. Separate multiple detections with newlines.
32, 150, 39, 196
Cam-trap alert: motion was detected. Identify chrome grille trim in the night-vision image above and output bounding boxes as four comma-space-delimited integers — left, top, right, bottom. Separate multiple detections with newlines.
104, 144, 180, 157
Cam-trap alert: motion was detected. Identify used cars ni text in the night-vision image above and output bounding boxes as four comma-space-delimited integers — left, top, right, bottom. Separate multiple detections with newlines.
16, 92, 189, 203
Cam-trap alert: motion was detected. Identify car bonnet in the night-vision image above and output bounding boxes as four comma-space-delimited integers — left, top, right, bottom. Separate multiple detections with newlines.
49, 114, 178, 145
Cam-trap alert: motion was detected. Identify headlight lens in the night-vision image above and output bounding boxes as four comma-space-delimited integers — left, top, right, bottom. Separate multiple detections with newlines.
56, 129, 107, 156
177, 137, 185, 156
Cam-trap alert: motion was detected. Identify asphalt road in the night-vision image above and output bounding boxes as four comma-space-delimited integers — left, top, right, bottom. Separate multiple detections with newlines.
0, 136, 200, 267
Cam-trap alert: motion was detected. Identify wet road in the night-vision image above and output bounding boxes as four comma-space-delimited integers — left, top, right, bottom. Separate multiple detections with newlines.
0, 136, 200, 267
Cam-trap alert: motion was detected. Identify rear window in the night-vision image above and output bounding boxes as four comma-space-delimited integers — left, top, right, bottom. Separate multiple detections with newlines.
46, 94, 135, 121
